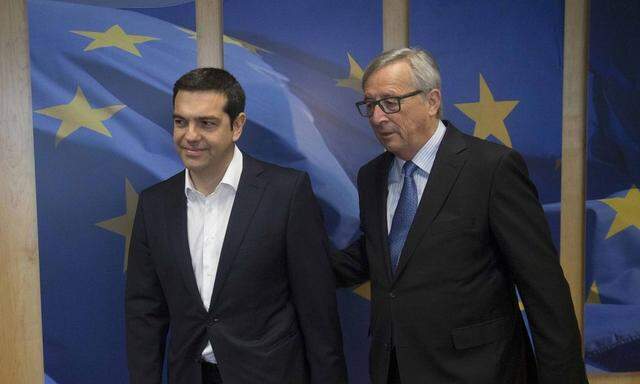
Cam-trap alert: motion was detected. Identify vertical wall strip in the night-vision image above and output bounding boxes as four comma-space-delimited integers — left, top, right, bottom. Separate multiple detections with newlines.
196, 0, 224, 68
0, 1, 45, 383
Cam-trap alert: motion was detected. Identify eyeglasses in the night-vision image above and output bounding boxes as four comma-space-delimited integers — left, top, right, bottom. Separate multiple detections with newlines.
355, 90, 423, 117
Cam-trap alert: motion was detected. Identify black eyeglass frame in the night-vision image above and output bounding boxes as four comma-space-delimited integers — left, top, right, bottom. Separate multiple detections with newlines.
355, 90, 424, 117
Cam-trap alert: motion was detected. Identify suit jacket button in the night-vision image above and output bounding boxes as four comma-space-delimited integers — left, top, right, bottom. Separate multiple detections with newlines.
208, 317, 219, 326
389, 292, 396, 299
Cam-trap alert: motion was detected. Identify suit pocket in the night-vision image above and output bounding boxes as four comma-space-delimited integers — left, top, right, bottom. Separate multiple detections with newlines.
451, 316, 511, 350
430, 217, 476, 236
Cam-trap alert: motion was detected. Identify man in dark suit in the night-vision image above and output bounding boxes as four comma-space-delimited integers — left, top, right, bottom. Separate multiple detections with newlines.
331, 48, 588, 383
125, 68, 347, 384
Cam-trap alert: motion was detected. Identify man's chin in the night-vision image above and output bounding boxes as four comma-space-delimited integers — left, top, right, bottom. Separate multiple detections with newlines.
181, 158, 206, 171
380, 139, 399, 153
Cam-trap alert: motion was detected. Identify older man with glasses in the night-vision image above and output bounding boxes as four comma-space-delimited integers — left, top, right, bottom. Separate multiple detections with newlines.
332, 47, 588, 384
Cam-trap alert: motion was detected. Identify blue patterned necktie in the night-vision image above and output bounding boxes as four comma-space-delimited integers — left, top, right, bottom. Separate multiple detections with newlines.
388, 161, 419, 274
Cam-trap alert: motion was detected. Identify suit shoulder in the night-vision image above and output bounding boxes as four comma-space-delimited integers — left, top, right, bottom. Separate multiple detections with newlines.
452, 129, 531, 183
460, 130, 519, 164
249, 156, 305, 177
139, 171, 184, 201
245, 155, 307, 189
358, 152, 390, 178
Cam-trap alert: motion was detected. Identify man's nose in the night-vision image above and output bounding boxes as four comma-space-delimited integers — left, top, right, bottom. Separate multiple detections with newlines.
184, 123, 200, 141
370, 104, 388, 124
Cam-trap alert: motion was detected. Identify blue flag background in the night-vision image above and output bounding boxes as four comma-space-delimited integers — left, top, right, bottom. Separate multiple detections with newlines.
30, 1, 190, 382
410, 0, 640, 373
28, 0, 640, 383
410, 0, 564, 367
31, 0, 380, 382
583, 0, 640, 372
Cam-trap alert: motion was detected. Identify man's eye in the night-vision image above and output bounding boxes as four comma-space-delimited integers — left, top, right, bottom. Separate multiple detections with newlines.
174, 119, 186, 127
364, 102, 376, 111
380, 99, 396, 109
202, 121, 217, 128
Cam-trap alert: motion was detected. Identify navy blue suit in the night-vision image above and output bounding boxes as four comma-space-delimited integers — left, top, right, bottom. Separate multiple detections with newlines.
332, 122, 587, 383
126, 154, 347, 384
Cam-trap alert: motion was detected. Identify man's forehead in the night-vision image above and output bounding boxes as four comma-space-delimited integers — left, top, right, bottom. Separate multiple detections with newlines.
364, 61, 414, 93
174, 90, 227, 110
175, 89, 227, 102
173, 90, 228, 119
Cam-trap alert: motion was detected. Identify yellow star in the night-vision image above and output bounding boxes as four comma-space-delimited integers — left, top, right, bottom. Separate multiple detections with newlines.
175, 26, 269, 54
175, 26, 197, 39
71, 25, 159, 57
35, 86, 125, 147
224, 35, 270, 54
587, 280, 601, 304
96, 179, 139, 272
336, 53, 364, 93
176, 27, 196, 40
353, 281, 371, 300
600, 185, 640, 239
455, 74, 519, 148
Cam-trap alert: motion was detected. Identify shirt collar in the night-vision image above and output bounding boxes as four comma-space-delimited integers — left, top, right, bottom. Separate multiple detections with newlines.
184, 145, 243, 198
390, 120, 446, 183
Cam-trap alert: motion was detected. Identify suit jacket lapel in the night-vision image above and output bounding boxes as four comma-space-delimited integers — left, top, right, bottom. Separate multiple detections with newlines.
208, 155, 266, 310
374, 152, 395, 284
393, 123, 468, 283
166, 171, 206, 310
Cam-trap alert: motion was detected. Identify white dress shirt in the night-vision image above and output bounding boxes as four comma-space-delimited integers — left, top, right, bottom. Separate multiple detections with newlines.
386, 120, 446, 232
184, 145, 243, 363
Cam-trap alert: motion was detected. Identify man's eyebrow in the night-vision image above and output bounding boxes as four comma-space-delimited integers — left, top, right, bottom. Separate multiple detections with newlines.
364, 93, 393, 101
171, 114, 221, 121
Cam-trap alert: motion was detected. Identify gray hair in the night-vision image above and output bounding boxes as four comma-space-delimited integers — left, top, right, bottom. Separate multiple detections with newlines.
362, 47, 442, 118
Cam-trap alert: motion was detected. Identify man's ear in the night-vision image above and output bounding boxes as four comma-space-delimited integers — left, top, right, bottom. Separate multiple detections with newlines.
232, 112, 246, 142
426, 89, 441, 117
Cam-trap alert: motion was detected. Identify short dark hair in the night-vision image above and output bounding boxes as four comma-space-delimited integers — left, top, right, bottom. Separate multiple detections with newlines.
173, 67, 246, 123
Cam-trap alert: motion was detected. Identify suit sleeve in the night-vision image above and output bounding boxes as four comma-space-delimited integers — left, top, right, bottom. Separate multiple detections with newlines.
125, 193, 170, 384
330, 169, 370, 287
489, 150, 587, 383
331, 236, 369, 287
286, 173, 348, 384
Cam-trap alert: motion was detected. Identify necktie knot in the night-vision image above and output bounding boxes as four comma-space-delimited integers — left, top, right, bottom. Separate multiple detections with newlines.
402, 161, 418, 178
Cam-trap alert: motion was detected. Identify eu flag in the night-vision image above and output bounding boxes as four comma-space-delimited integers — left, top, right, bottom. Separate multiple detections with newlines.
583, 0, 640, 372
31, 0, 380, 382
30, 0, 640, 382
411, 0, 640, 373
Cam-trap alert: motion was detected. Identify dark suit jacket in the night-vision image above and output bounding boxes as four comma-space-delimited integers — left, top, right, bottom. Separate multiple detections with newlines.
126, 154, 347, 384
332, 122, 587, 384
